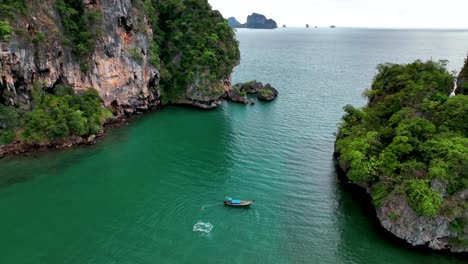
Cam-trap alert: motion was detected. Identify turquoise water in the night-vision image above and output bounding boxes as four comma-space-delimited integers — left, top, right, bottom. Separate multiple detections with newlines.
0, 28, 467, 263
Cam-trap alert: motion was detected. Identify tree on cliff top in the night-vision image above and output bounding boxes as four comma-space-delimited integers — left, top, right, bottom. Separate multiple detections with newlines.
145, 0, 240, 101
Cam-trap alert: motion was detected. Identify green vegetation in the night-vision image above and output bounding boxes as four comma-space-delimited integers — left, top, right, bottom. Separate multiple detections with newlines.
0, 105, 23, 144
22, 85, 109, 144
335, 60, 468, 217
56, 0, 102, 57
141, 0, 240, 101
0, 0, 27, 18
260, 89, 273, 96
0, 20, 12, 41
0, 84, 111, 146
128, 46, 144, 64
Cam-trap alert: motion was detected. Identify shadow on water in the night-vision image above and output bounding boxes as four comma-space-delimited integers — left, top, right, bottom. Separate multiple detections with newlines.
0, 141, 106, 190
0, 105, 235, 191
332, 163, 467, 264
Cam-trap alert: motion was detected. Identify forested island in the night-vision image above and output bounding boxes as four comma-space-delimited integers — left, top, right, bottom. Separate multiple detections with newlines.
227, 13, 277, 29
0, 0, 240, 155
335, 59, 468, 252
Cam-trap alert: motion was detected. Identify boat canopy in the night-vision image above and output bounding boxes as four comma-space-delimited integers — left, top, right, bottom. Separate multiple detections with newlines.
227, 197, 232, 201
232, 200, 241, 204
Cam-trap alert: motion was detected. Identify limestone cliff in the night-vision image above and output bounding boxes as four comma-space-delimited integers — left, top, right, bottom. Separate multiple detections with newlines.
0, 0, 161, 116
0, 0, 239, 115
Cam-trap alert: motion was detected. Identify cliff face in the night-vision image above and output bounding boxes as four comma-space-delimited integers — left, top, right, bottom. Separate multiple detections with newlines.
456, 58, 468, 95
0, 0, 160, 116
1, 0, 239, 116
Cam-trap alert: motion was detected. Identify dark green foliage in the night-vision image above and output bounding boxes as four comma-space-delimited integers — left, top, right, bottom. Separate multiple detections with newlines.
0, 130, 15, 144
56, 0, 101, 57
336, 60, 468, 216
0, 105, 23, 144
22, 86, 109, 144
143, 0, 240, 100
0, 0, 27, 18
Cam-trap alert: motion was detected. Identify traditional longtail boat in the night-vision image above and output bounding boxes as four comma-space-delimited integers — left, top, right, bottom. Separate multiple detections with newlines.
224, 197, 254, 207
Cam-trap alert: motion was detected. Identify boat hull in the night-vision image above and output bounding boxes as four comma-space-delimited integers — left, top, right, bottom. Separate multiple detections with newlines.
224, 201, 253, 207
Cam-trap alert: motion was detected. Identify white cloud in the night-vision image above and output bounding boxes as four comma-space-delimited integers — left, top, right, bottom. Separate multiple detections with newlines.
208, 0, 468, 28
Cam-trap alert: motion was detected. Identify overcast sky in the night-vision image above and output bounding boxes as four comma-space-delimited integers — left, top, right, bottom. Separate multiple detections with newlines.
208, 0, 468, 28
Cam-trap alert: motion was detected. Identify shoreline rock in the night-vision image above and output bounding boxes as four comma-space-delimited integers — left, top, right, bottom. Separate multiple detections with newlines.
334, 150, 468, 253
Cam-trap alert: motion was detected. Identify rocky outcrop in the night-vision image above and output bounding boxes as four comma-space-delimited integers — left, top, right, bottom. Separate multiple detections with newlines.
0, 0, 160, 116
234, 81, 264, 94
257, 84, 278, 101
224, 80, 278, 103
456, 57, 468, 95
376, 193, 467, 252
335, 154, 468, 253
223, 88, 249, 104
227, 17, 241, 28
229, 13, 277, 29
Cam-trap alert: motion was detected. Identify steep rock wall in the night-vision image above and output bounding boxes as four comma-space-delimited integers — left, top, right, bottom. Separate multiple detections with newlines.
0, 0, 160, 116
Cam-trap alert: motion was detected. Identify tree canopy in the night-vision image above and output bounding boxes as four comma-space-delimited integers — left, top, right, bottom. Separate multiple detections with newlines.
336, 60, 467, 217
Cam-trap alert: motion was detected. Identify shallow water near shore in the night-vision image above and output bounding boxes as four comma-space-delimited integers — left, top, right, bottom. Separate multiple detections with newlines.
0, 28, 467, 263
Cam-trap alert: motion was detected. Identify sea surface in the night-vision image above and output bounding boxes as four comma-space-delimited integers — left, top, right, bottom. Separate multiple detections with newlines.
0, 28, 467, 264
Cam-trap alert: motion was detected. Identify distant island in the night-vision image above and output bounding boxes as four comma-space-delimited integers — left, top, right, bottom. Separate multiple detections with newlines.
330, 25, 336, 28
306, 24, 309, 28
227, 13, 277, 29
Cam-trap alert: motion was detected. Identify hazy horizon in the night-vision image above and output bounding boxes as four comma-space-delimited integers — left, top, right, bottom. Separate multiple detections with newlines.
208, 0, 468, 29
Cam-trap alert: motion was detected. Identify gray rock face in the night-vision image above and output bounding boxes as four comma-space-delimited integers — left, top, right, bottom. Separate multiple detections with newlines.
0, 0, 160, 116
334, 150, 467, 253
377, 196, 451, 248
224, 88, 249, 104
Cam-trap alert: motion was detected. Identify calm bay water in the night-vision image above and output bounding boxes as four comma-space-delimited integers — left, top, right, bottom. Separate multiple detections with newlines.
0, 28, 467, 263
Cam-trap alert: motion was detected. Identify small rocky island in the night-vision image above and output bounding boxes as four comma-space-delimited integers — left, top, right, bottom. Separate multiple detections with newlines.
227, 13, 277, 29
223, 80, 278, 104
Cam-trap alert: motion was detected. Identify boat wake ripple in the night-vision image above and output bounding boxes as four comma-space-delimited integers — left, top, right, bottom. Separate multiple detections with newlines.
192, 221, 213, 234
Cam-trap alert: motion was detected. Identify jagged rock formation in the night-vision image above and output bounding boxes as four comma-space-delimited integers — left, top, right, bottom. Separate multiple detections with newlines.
228, 13, 277, 29
0, 0, 160, 116
456, 58, 468, 95
257, 84, 278, 101
225, 81, 278, 102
